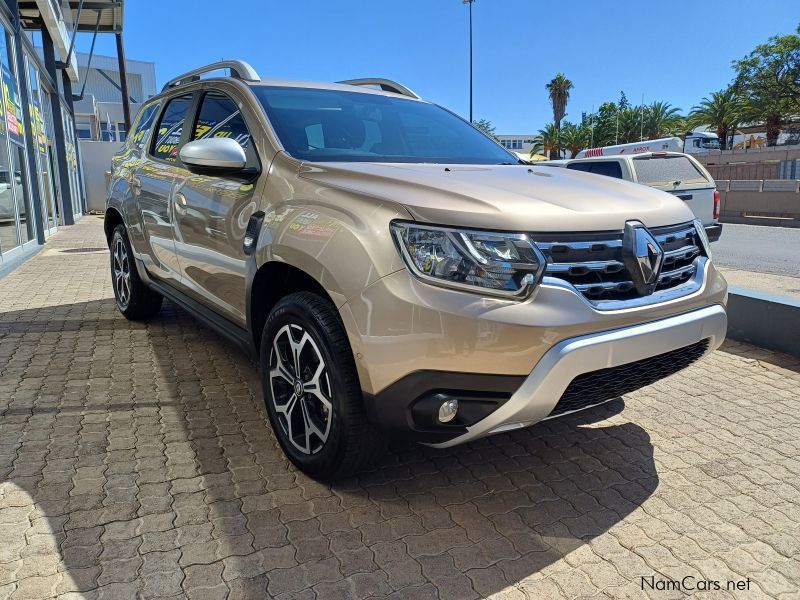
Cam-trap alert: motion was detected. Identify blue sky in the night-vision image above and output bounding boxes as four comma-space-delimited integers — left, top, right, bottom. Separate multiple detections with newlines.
76, 0, 797, 134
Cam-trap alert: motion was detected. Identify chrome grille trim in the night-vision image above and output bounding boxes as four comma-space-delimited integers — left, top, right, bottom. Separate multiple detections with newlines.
536, 239, 622, 251
658, 263, 695, 284
546, 260, 625, 275
533, 222, 707, 307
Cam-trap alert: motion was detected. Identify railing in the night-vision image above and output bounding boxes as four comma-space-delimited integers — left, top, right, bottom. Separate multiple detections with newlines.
715, 180, 800, 192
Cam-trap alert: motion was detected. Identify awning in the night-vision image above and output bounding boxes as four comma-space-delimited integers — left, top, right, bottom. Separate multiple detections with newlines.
20, 1, 124, 33
18, 1, 125, 83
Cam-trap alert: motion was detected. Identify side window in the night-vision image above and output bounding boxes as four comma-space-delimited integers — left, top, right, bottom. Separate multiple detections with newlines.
567, 161, 622, 179
151, 95, 193, 162
192, 91, 252, 149
589, 161, 623, 179
566, 162, 594, 173
130, 103, 159, 149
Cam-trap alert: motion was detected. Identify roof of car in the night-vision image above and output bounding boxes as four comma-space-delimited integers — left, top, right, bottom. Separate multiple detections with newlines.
247, 78, 425, 99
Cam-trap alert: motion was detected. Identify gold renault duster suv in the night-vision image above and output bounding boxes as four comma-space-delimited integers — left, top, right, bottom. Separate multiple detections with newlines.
105, 61, 728, 479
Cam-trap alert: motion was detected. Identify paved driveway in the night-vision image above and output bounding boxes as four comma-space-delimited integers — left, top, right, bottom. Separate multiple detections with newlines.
1, 217, 799, 599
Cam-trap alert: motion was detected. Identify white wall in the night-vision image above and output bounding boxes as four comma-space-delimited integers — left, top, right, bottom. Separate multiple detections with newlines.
79, 141, 123, 212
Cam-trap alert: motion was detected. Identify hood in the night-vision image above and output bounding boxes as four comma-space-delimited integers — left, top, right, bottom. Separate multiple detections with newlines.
298, 162, 694, 232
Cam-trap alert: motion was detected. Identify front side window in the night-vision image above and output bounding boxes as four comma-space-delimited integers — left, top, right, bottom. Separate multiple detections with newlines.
130, 102, 159, 149
192, 91, 252, 149
254, 86, 517, 164
151, 95, 192, 162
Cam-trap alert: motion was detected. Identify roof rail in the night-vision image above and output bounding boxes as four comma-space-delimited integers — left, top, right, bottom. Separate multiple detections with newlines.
337, 78, 421, 100
161, 60, 261, 92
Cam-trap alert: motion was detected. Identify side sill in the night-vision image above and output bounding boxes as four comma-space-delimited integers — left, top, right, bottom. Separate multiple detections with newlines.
138, 259, 256, 359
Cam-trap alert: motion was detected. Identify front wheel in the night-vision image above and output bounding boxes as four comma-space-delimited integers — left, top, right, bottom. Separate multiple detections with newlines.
260, 292, 384, 480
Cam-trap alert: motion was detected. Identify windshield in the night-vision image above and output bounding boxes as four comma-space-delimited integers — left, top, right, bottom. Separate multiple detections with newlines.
700, 138, 720, 149
253, 86, 518, 164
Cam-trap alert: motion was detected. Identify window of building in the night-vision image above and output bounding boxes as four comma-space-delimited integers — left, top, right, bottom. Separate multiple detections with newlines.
151, 95, 192, 162
0, 23, 34, 246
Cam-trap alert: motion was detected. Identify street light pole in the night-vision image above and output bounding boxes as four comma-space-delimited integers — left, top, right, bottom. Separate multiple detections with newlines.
464, 0, 475, 122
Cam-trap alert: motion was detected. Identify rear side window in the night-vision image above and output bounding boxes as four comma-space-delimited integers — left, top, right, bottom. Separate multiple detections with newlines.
633, 155, 708, 185
130, 103, 159, 149
567, 161, 623, 179
192, 92, 252, 149
151, 95, 193, 162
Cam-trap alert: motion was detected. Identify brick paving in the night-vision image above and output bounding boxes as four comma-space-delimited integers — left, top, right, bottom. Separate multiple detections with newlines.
1, 216, 799, 599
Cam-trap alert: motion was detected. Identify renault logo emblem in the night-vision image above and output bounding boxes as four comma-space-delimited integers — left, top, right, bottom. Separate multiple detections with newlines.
622, 221, 664, 295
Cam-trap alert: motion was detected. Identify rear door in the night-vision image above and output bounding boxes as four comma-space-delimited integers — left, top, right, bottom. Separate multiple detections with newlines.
135, 94, 194, 283
631, 154, 716, 225
172, 88, 262, 326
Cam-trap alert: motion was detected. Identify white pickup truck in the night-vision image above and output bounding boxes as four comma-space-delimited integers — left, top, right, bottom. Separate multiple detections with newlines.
542, 150, 722, 242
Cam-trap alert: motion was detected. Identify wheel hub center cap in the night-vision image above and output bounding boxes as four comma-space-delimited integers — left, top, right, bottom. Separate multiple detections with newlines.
293, 380, 304, 397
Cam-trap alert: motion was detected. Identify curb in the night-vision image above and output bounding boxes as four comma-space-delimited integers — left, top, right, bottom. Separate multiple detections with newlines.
727, 286, 800, 357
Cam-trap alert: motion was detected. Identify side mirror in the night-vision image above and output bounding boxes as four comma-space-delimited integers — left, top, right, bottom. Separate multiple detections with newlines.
179, 138, 247, 172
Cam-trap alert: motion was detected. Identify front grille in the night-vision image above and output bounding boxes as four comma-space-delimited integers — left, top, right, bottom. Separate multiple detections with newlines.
548, 339, 709, 418
534, 222, 704, 303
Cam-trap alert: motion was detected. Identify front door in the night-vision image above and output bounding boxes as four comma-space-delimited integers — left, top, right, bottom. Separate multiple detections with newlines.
173, 90, 261, 326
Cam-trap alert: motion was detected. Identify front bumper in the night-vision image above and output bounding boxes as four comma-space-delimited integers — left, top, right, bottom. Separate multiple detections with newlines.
427, 303, 727, 447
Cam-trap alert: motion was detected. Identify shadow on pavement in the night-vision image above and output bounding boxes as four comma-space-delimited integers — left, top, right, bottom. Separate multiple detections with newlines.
0, 297, 657, 598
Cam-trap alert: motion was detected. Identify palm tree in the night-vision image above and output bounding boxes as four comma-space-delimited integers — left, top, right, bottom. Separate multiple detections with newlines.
533, 123, 562, 159
616, 106, 645, 144
687, 89, 743, 150
644, 101, 683, 139
545, 73, 573, 157
559, 122, 588, 158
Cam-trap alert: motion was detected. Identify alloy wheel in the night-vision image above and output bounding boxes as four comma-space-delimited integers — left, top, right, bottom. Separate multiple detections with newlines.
113, 236, 131, 308
269, 323, 333, 455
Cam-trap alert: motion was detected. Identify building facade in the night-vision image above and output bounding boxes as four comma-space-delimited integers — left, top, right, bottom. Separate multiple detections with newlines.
495, 134, 538, 154
72, 51, 156, 142
0, 0, 124, 269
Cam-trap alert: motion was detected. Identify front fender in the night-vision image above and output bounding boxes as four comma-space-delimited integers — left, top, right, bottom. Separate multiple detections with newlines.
253, 198, 409, 308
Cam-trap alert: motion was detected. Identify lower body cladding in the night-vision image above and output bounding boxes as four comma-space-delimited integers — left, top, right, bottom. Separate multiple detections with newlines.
363, 304, 728, 448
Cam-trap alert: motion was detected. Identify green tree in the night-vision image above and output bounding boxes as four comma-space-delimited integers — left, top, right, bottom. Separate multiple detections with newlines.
533, 123, 561, 159
559, 122, 589, 158
732, 25, 800, 146
687, 88, 743, 149
472, 118, 496, 139
616, 106, 645, 144
618, 91, 629, 110
546, 73, 573, 157
644, 101, 683, 139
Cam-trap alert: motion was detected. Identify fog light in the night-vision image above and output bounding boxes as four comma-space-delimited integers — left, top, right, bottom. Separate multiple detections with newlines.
438, 398, 459, 423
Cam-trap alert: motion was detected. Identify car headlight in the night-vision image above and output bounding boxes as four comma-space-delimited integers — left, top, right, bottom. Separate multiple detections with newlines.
390, 221, 546, 299
693, 219, 712, 259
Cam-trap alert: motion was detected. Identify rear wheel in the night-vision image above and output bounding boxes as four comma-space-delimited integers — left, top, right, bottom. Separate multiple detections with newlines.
260, 292, 385, 480
110, 225, 162, 320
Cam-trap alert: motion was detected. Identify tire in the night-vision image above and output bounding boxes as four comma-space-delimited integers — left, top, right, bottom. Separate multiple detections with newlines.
260, 292, 385, 480
110, 224, 163, 321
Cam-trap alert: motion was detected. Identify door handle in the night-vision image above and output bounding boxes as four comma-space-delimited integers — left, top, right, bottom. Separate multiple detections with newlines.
675, 194, 693, 201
